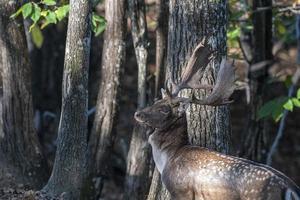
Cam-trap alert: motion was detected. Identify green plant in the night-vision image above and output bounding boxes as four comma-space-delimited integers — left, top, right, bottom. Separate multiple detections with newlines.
258, 88, 300, 122
11, 0, 106, 48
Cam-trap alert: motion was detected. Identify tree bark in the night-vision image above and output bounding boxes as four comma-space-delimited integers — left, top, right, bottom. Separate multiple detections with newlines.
85, 0, 127, 199
124, 0, 151, 199
154, 0, 169, 98
0, 0, 48, 188
147, 0, 229, 199
42, 0, 91, 198
240, 0, 272, 163
147, 1, 169, 199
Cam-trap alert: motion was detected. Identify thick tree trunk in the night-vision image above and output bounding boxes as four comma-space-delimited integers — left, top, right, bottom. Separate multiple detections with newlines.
240, 0, 272, 163
42, 0, 91, 198
147, 0, 229, 199
124, 1, 150, 199
85, 0, 126, 199
0, 0, 48, 188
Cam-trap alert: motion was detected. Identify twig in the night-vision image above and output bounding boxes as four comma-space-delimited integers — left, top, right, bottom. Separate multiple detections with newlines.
266, 83, 296, 165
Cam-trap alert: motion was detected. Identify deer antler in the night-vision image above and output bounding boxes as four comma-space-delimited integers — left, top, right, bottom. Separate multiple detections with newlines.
162, 37, 235, 106
171, 37, 215, 97
182, 58, 236, 106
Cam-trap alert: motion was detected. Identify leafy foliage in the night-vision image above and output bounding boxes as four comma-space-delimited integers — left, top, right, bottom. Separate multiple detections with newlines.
92, 12, 106, 36
258, 88, 300, 122
10, 1, 106, 48
227, 0, 252, 58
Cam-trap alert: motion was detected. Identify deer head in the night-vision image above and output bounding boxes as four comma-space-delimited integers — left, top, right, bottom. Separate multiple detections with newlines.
134, 38, 236, 130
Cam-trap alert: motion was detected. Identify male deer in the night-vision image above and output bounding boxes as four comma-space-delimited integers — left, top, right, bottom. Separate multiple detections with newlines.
134, 39, 300, 200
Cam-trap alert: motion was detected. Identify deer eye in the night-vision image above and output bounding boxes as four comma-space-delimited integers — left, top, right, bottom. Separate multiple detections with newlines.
158, 107, 170, 114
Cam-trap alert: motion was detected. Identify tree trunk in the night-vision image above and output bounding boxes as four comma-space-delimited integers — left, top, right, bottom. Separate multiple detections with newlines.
154, 0, 169, 98
147, 1, 169, 199
124, 0, 151, 199
240, 0, 272, 163
147, 0, 229, 199
0, 0, 48, 188
42, 0, 91, 198
85, 0, 127, 199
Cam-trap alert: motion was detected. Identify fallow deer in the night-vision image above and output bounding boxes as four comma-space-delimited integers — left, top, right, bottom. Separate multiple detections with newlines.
134, 39, 300, 200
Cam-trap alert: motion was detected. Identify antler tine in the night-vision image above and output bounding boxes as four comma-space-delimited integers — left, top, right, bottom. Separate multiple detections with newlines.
171, 37, 214, 97
187, 58, 236, 106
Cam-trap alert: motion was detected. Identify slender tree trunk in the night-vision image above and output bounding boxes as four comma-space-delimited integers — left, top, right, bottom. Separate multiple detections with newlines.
240, 0, 272, 163
85, 0, 127, 199
147, 1, 169, 199
155, 0, 169, 98
124, 0, 151, 199
147, 0, 229, 199
0, 0, 48, 188
42, 0, 91, 198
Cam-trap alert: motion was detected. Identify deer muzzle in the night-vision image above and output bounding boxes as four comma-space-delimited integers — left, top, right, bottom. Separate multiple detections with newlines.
134, 111, 146, 123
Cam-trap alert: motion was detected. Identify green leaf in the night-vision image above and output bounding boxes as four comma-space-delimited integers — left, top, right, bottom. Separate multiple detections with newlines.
292, 98, 300, 108
297, 88, 300, 99
92, 18, 97, 27
283, 99, 293, 111
22, 3, 33, 19
258, 97, 288, 121
227, 27, 241, 40
272, 106, 284, 122
55, 5, 70, 21
277, 23, 286, 35
258, 100, 276, 120
94, 23, 106, 36
31, 4, 41, 23
10, 7, 23, 18
92, 14, 106, 23
41, 0, 56, 6
46, 11, 57, 23
30, 24, 44, 48
41, 10, 48, 17
92, 13, 106, 36
42, 11, 57, 29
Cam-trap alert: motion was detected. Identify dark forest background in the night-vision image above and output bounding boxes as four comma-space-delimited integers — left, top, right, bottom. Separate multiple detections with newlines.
0, 0, 300, 199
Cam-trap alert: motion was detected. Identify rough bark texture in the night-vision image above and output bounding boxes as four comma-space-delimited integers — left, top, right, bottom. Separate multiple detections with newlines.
147, 1, 169, 198
147, 0, 229, 199
86, 0, 126, 198
0, 0, 48, 188
42, 0, 91, 198
240, 0, 272, 163
154, 0, 169, 98
124, 0, 151, 199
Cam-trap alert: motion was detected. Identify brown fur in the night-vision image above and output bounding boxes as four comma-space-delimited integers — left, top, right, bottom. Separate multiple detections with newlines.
135, 99, 300, 200
135, 39, 300, 200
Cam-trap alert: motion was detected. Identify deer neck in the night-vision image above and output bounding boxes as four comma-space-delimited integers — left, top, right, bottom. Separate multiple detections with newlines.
148, 116, 188, 173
